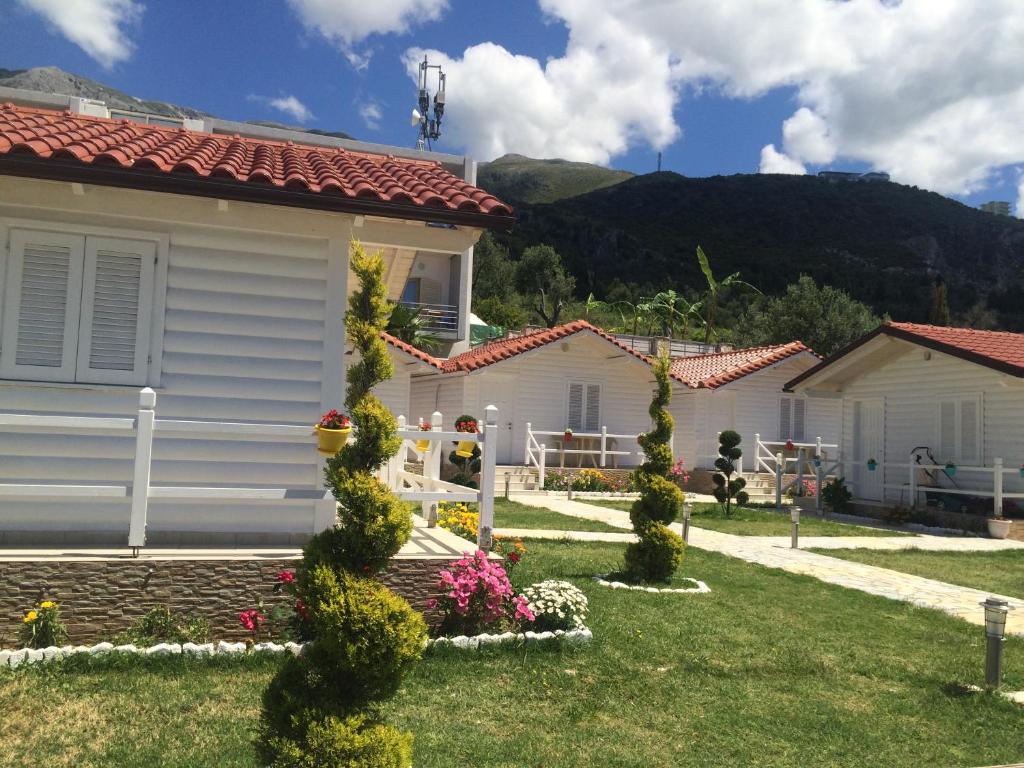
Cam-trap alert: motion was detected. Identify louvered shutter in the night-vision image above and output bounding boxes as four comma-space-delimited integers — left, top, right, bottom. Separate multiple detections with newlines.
938, 401, 957, 461
0, 230, 85, 381
76, 236, 155, 385
567, 382, 584, 432
585, 384, 601, 432
792, 398, 806, 442
959, 397, 979, 464
779, 397, 791, 440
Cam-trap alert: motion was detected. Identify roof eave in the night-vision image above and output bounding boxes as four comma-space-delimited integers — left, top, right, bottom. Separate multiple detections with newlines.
0, 155, 516, 232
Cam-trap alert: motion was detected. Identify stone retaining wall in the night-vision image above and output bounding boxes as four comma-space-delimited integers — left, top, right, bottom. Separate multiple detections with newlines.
0, 556, 448, 646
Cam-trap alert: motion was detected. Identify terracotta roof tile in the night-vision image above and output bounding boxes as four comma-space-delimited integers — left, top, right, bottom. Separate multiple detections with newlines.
382, 332, 444, 370
885, 322, 1024, 372
668, 341, 815, 389
0, 104, 513, 222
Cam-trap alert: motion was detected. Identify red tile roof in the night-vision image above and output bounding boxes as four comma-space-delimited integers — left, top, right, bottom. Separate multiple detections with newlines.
383, 332, 444, 370
786, 321, 1024, 391
0, 103, 513, 226
669, 341, 815, 389
436, 320, 653, 373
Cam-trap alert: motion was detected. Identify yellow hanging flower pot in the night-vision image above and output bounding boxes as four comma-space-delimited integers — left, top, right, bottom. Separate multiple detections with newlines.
315, 409, 352, 455
416, 423, 433, 452
456, 439, 476, 458
454, 415, 479, 458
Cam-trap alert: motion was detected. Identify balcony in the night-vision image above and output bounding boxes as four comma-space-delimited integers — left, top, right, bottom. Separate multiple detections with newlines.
399, 301, 459, 335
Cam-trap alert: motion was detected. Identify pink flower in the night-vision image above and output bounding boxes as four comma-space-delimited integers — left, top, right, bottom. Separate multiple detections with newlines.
239, 609, 265, 632
276, 570, 296, 584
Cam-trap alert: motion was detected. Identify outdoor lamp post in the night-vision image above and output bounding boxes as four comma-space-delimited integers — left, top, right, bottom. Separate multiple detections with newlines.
682, 502, 692, 543
790, 506, 800, 549
982, 597, 1012, 688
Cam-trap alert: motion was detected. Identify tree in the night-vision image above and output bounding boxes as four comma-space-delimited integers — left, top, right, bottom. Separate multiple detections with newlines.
624, 355, 686, 582
387, 302, 441, 352
711, 430, 748, 516
696, 245, 761, 343
258, 243, 426, 766
471, 232, 518, 302
645, 290, 705, 339
928, 274, 950, 326
515, 245, 576, 328
736, 276, 884, 356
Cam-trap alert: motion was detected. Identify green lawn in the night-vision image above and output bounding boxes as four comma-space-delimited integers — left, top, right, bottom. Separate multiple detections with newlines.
586, 499, 909, 537
491, 497, 624, 533
809, 547, 1024, 600
2, 541, 1022, 767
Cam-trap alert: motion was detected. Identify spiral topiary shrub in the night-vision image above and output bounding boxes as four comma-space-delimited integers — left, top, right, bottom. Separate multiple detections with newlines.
257, 242, 427, 767
624, 354, 686, 583
711, 429, 749, 515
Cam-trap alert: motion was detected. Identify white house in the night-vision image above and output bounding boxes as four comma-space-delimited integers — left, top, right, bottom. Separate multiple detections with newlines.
786, 322, 1024, 513
402, 320, 838, 476
0, 90, 513, 545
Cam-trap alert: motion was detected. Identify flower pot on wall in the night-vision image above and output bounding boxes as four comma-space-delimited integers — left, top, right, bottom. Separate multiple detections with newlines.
987, 518, 1012, 539
456, 440, 476, 458
416, 438, 431, 452
315, 425, 351, 455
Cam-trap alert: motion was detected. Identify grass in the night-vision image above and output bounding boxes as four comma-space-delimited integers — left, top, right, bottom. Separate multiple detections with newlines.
809, 548, 1024, 600
492, 497, 623, 533
585, 499, 909, 537
2, 541, 1023, 767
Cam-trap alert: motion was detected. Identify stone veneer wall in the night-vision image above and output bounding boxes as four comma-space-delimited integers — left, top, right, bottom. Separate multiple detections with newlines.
0, 556, 449, 646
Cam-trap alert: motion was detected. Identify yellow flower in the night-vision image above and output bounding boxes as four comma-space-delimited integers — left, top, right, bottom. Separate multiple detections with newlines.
39, 600, 55, 609
23, 610, 38, 623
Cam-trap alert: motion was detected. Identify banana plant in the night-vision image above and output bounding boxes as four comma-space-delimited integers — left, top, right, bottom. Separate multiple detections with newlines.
696, 245, 761, 344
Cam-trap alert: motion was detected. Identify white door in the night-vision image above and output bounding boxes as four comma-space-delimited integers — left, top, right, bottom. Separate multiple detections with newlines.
478, 376, 516, 464
852, 398, 885, 501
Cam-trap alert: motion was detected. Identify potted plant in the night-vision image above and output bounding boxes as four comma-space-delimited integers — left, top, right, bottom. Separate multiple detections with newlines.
314, 409, 351, 455
988, 505, 1013, 539
944, 461, 958, 477
784, 439, 796, 451
564, 427, 574, 443
866, 458, 877, 472
454, 415, 479, 458
416, 422, 432, 452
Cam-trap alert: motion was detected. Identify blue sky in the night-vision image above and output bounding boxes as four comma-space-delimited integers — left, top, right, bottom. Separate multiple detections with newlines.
2, 0, 1021, 210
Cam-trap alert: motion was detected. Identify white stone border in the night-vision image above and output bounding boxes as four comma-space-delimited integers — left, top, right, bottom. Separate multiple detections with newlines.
426, 627, 593, 650
0, 640, 307, 669
593, 575, 711, 594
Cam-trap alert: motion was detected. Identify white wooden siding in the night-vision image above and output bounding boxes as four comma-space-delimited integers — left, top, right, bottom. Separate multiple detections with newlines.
839, 345, 1024, 501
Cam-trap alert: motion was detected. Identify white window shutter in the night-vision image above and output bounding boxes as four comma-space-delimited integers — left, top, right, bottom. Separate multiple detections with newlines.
585, 383, 601, 432
959, 397, 979, 464
938, 401, 956, 461
0, 230, 85, 381
779, 397, 791, 440
567, 382, 584, 432
792, 398, 806, 442
76, 236, 156, 385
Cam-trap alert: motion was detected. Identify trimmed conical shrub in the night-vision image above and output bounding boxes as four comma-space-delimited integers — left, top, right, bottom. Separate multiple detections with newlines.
624, 354, 685, 582
257, 243, 427, 767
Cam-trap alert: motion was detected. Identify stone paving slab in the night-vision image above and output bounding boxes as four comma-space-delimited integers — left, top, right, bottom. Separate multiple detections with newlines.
508, 494, 1024, 635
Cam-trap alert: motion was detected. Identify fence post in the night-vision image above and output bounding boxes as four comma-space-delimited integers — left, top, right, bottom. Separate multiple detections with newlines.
994, 457, 1004, 518
424, 411, 443, 526
815, 460, 824, 515
775, 451, 784, 510
909, 453, 917, 509
600, 426, 608, 468
478, 405, 498, 550
524, 422, 532, 465
754, 433, 761, 472
539, 443, 546, 488
127, 387, 156, 554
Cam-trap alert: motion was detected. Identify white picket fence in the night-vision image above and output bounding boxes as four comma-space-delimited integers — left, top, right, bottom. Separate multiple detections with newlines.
524, 424, 644, 485
0, 389, 497, 552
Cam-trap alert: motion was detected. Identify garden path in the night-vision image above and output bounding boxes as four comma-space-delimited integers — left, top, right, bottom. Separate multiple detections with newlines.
505, 494, 1024, 635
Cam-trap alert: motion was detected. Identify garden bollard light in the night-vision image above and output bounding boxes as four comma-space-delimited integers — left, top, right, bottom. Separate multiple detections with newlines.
790, 507, 800, 549
982, 597, 1012, 688
682, 502, 692, 543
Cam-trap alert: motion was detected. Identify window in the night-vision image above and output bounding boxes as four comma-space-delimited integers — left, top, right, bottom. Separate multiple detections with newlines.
567, 382, 601, 432
1, 228, 158, 385
400, 278, 420, 304
937, 394, 981, 464
779, 396, 806, 441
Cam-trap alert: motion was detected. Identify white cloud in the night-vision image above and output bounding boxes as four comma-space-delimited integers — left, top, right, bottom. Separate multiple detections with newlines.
18, 0, 142, 68
1016, 175, 1024, 218
359, 101, 383, 131
411, 0, 1024, 197
759, 145, 806, 175
287, 0, 447, 68
248, 94, 315, 124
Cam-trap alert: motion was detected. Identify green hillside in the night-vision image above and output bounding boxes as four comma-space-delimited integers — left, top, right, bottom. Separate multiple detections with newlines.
500, 171, 1024, 328
478, 154, 634, 204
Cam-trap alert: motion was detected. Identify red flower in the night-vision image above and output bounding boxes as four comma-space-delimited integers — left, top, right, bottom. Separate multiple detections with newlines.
276, 569, 296, 584
239, 609, 265, 632
295, 600, 310, 621
507, 552, 521, 564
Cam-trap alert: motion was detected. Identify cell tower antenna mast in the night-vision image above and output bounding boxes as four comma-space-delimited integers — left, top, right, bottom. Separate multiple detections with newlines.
411, 55, 446, 151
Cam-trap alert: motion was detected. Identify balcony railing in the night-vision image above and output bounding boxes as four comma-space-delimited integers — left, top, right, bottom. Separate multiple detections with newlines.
399, 301, 459, 333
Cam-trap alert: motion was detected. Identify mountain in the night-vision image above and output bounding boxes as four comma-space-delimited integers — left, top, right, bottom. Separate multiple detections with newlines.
500, 171, 1024, 329
478, 154, 634, 204
0, 66, 354, 139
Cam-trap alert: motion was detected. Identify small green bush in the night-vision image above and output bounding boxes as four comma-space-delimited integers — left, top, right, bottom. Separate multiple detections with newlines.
712, 430, 748, 514
261, 712, 412, 768
115, 605, 210, 646
624, 522, 685, 582
821, 477, 853, 514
